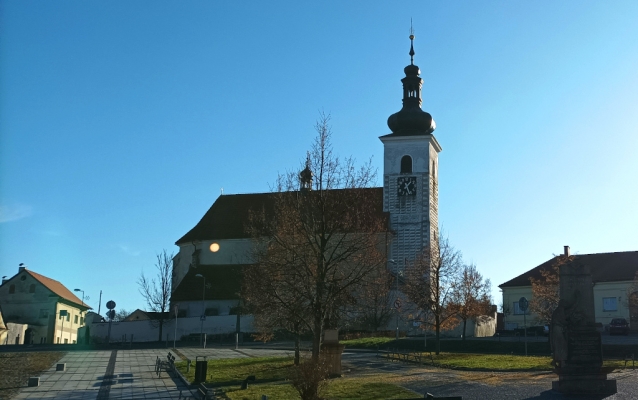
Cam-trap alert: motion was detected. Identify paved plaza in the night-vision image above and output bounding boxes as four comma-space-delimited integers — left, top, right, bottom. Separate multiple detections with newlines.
8, 344, 638, 399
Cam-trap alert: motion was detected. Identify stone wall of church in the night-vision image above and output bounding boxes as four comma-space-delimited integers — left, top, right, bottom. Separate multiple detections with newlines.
173, 238, 254, 291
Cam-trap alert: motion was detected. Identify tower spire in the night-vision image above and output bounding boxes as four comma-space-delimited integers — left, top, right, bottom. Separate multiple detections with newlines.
409, 19, 415, 65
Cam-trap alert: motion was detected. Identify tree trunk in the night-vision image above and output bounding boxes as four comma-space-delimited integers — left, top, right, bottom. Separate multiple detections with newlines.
435, 314, 441, 355
312, 310, 322, 362
294, 334, 301, 366
462, 318, 467, 340
158, 320, 163, 342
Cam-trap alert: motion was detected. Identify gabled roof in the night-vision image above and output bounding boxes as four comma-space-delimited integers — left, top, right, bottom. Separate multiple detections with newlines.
499, 251, 638, 288
171, 264, 244, 302
176, 188, 386, 244
20, 269, 90, 310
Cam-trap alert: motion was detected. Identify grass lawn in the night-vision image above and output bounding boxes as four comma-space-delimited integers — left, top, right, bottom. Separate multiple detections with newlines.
176, 356, 419, 399
176, 353, 633, 399
385, 352, 630, 372
341, 337, 395, 348
0, 352, 66, 399
224, 375, 419, 400
175, 356, 295, 385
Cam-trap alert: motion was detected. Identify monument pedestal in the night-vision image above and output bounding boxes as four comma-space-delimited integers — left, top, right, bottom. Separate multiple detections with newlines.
552, 373, 617, 394
550, 254, 617, 395
321, 343, 345, 378
321, 329, 344, 378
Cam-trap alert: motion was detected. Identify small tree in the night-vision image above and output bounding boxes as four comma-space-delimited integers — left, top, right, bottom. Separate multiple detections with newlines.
245, 113, 386, 371
403, 235, 463, 354
138, 250, 175, 341
114, 309, 133, 322
353, 265, 395, 332
529, 254, 573, 325
450, 264, 492, 340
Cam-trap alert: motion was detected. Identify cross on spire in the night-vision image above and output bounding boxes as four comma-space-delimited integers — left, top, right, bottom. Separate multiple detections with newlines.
409, 19, 415, 65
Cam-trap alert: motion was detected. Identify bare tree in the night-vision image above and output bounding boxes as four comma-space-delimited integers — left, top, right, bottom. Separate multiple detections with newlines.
243, 259, 310, 365
114, 309, 134, 322
244, 113, 386, 372
352, 265, 395, 332
138, 250, 174, 341
450, 264, 492, 340
403, 235, 463, 354
529, 254, 573, 325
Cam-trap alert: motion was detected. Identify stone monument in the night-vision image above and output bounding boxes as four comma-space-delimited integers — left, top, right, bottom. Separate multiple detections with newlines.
551, 246, 616, 394
321, 329, 345, 378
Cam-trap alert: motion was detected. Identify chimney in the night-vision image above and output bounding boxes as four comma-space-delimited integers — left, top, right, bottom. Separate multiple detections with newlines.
19, 262, 27, 272
563, 246, 570, 257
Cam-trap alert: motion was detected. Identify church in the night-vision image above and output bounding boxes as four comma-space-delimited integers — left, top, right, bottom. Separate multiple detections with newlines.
170, 35, 442, 329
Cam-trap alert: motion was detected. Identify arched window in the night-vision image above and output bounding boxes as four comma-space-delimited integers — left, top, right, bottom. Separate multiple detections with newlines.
400, 155, 412, 174
29, 284, 36, 293
9, 284, 15, 294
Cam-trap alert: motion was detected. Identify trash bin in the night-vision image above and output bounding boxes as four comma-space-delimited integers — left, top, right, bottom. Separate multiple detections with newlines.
194, 356, 207, 383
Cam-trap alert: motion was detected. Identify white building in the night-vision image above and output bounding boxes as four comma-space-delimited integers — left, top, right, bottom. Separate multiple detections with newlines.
0, 265, 90, 344
170, 37, 444, 333
499, 248, 638, 331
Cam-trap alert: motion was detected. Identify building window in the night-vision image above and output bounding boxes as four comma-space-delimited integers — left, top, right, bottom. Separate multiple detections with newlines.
74, 315, 79, 324
57, 337, 60, 344
9, 284, 15, 294
205, 308, 219, 316
66, 314, 70, 321
64, 338, 68, 344
400, 155, 412, 174
39, 309, 49, 319
177, 310, 187, 318
80, 317, 84, 325
603, 297, 618, 311
513, 302, 525, 315
29, 284, 36, 293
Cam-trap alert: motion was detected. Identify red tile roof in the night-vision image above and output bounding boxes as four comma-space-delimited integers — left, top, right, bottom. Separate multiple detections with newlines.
176, 188, 386, 244
499, 251, 638, 288
26, 270, 91, 310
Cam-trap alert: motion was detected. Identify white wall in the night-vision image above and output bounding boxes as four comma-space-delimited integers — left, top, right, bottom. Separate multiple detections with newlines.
1, 322, 27, 345
174, 239, 254, 289
89, 315, 255, 343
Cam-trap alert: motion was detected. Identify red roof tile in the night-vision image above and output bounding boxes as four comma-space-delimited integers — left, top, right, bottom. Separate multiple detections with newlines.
26, 270, 91, 310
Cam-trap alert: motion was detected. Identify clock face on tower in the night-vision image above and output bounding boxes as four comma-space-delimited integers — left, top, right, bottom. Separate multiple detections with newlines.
397, 176, 417, 196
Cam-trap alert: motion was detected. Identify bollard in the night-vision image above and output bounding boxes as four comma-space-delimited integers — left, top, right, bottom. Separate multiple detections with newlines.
261, 396, 268, 400
28, 377, 40, 387
56, 363, 66, 372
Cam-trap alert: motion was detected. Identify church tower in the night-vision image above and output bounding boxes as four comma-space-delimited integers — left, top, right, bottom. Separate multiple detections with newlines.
380, 33, 442, 272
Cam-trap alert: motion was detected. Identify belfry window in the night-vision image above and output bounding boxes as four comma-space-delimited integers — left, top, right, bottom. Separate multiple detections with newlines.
400, 155, 412, 174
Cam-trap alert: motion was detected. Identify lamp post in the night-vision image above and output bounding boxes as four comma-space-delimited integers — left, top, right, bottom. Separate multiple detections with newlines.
195, 274, 206, 347
73, 288, 85, 307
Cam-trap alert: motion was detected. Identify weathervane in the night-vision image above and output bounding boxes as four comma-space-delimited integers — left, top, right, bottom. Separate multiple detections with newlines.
409, 19, 415, 65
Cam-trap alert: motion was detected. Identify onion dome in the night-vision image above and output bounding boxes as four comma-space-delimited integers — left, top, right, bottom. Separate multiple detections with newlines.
387, 33, 436, 136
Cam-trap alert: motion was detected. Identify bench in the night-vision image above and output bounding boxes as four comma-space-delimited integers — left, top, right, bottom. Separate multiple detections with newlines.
385, 348, 430, 365
197, 382, 215, 399
155, 352, 177, 378
625, 353, 635, 369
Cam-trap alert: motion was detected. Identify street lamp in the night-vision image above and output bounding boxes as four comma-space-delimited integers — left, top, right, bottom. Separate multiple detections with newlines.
195, 274, 206, 347
74, 289, 85, 307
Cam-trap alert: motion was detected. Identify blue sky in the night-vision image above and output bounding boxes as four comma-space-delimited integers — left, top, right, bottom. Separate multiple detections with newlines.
1, 1, 637, 314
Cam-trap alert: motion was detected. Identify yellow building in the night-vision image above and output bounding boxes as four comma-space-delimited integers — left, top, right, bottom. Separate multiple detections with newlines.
499, 249, 638, 331
0, 265, 90, 344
